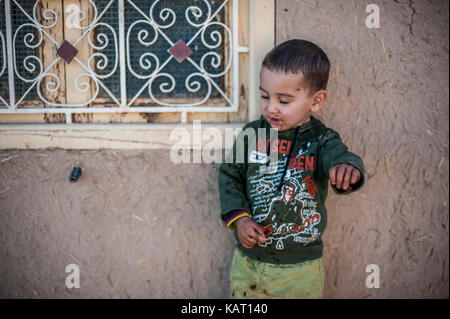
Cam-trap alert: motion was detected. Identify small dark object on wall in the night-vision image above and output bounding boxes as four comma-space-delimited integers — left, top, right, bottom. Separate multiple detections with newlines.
70, 166, 82, 182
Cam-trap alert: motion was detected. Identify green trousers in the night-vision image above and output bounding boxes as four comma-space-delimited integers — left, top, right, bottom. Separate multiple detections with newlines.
229, 248, 324, 299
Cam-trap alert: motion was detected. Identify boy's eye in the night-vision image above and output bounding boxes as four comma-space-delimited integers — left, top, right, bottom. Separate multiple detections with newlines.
279, 100, 290, 104
260, 95, 269, 99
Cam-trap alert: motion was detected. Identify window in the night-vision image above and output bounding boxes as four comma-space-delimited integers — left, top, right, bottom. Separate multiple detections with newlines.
121, 0, 227, 102
0, 0, 254, 124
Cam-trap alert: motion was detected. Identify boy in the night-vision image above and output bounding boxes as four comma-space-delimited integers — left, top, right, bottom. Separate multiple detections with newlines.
218, 39, 365, 299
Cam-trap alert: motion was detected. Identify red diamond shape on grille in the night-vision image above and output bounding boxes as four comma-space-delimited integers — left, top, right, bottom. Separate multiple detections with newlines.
56, 40, 78, 64
168, 39, 193, 63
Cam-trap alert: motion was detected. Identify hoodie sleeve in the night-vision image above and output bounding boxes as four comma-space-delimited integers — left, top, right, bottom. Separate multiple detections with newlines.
318, 129, 365, 193
218, 159, 252, 228
218, 131, 252, 228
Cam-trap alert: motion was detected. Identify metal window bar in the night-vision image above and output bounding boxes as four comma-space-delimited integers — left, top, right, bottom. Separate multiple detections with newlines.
0, 0, 248, 123
0, 0, 9, 109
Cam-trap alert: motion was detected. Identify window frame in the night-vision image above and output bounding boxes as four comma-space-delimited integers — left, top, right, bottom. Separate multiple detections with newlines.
0, 0, 274, 149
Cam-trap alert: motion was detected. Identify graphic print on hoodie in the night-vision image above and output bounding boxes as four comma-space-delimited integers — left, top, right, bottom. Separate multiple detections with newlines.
249, 138, 321, 252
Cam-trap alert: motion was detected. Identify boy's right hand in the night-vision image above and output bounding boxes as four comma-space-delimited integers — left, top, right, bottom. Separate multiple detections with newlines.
234, 217, 268, 249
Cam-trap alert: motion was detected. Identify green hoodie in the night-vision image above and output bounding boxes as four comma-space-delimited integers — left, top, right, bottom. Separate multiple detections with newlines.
219, 116, 365, 264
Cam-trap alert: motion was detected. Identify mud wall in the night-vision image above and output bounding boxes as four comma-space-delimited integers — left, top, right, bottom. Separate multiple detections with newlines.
0, 149, 233, 298
0, 0, 448, 298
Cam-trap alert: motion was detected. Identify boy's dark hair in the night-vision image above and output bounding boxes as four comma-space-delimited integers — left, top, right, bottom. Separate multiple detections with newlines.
262, 39, 330, 95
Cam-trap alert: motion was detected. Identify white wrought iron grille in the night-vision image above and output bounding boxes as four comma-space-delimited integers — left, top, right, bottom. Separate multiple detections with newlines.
0, 0, 247, 123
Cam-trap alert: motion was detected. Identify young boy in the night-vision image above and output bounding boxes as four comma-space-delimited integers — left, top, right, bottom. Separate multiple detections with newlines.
218, 39, 365, 299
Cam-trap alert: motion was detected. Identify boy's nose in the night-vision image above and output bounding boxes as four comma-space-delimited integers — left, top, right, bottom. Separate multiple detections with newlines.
267, 100, 278, 114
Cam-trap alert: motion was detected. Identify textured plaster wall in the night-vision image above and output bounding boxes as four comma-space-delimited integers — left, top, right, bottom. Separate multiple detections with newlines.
0, 149, 233, 298
0, 0, 448, 299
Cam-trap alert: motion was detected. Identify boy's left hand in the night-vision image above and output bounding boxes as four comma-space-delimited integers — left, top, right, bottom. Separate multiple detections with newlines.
329, 163, 361, 191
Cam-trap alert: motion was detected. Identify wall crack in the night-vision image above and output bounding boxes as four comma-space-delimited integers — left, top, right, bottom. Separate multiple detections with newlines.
409, 0, 416, 36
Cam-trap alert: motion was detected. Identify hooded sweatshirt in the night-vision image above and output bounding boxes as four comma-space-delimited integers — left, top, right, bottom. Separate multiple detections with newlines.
219, 116, 365, 264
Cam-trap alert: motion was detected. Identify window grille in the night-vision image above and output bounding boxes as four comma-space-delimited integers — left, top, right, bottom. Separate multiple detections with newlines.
0, 0, 247, 123
1, 0, 42, 107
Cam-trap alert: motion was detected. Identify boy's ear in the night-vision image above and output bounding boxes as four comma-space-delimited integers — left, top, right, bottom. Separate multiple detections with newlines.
310, 90, 327, 112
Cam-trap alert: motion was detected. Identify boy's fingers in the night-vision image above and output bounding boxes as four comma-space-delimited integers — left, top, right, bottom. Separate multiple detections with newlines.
336, 165, 346, 188
248, 232, 265, 245
242, 225, 266, 247
246, 238, 256, 248
241, 241, 252, 249
242, 236, 256, 248
254, 224, 267, 242
243, 241, 254, 248
351, 169, 361, 184
329, 166, 336, 185
256, 234, 267, 243
247, 228, 259, 241
342, 167, 353, 190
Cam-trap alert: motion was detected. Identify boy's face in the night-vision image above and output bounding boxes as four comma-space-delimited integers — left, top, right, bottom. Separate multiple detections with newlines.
259, 67, 326, 131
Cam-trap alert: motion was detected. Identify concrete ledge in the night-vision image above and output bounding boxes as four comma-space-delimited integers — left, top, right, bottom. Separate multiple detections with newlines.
0, 123, 245, 150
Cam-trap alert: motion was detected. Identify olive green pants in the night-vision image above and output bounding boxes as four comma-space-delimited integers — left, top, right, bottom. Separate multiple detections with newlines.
229, 248, 324, 299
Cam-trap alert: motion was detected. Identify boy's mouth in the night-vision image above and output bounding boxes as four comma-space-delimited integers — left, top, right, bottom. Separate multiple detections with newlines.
269, 117, 282, 126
